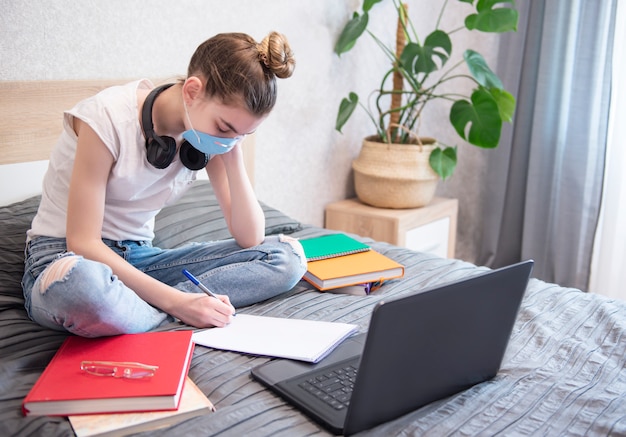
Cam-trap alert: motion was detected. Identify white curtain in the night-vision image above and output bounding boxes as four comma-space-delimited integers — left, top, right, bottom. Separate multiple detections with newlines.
589, 0, 626, 301
479, 1, 615, 291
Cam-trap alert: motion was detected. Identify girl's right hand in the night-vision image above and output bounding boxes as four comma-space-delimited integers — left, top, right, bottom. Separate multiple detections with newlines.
170, 291, 236, 328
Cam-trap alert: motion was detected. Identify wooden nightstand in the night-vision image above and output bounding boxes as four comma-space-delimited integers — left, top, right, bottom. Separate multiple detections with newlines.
324, 197, 458, 258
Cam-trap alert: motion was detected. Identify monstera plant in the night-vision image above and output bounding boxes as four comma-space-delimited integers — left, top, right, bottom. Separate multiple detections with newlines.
335, 0, 519, 183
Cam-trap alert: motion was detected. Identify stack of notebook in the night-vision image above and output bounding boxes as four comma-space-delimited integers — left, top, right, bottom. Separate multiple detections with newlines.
22, 331, 215, 436
300, 234, 404, 292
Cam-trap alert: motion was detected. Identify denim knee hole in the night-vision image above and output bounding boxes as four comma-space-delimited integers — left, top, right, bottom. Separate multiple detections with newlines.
38, 254, 80, 293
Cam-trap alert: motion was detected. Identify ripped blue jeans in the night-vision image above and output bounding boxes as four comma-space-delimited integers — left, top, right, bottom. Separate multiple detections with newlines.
22, 235, 306, 337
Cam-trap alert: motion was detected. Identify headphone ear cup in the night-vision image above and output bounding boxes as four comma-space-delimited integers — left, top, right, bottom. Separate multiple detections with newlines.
146, 135, 177, 169
180, 140, 209, 170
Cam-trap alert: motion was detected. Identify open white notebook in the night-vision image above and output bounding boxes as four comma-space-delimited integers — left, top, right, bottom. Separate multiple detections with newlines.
192, 314, 359, 363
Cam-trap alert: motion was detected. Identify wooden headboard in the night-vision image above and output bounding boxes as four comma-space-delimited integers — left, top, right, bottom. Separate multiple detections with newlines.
0, 80, 255, 195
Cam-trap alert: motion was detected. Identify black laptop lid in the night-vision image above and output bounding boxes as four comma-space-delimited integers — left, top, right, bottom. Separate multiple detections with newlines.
344, 260, 534, 435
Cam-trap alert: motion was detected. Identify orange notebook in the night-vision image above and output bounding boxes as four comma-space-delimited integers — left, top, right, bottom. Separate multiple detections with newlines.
303, 249, 404, 291
23, 331, 194, 417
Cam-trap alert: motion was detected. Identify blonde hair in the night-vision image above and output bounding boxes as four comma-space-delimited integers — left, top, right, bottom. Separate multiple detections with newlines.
187, 31, 295, 115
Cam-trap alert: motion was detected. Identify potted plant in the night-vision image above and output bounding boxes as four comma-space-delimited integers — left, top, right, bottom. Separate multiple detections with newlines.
335, 0, 518, 208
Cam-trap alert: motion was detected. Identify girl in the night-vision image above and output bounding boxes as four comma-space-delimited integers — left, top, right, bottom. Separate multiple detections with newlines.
22, 32, 306, 338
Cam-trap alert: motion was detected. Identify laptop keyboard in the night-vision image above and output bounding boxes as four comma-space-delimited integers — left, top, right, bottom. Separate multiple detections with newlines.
298, 363, 359, 410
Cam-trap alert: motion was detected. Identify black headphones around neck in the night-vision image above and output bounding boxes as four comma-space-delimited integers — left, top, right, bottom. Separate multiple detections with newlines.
141, 83, 209, 171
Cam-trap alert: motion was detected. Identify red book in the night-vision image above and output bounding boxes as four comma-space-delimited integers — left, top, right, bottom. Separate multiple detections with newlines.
22, 331, 194, 416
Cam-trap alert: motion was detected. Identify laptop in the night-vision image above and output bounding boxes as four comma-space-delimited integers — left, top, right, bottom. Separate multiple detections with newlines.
251, 260, 534, 435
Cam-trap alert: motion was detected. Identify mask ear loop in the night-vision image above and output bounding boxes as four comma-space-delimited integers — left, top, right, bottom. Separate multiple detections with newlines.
182, 98, 203, 146
181, 96, 211, 169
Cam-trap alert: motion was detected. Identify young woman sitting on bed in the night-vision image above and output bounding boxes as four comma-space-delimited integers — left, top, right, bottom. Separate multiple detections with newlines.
21, 32, 307, 338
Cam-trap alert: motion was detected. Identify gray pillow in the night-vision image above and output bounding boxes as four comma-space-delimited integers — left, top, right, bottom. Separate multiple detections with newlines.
0, 195, 40, 303
153, 180, 302, 248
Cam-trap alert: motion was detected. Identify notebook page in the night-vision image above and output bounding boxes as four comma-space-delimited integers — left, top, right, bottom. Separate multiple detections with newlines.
192, 314, 359, 363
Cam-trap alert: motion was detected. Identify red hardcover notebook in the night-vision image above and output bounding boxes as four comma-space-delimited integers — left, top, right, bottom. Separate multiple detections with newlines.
23, 330, 194, 416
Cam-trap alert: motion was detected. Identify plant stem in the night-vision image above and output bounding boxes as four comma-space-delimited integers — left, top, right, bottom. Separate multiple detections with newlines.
436, 0, 449, 30
390, 2, 408, 141
447, 25, 466, 35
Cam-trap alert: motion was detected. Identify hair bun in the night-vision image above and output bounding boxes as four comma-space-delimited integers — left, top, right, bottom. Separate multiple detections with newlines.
258, 31, 295, 79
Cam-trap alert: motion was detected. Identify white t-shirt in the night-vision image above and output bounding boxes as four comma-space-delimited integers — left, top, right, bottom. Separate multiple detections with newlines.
28, 79, 197, 242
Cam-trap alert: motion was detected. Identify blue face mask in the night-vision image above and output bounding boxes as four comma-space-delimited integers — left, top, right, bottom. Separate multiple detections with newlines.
182, 102, 243, 156
182, 129, 242, 156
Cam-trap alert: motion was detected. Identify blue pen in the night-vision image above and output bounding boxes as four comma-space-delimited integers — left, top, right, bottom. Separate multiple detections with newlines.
182, 269, 236, 315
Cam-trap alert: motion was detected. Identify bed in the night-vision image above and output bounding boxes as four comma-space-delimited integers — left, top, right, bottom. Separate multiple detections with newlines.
1, 80, 625, 436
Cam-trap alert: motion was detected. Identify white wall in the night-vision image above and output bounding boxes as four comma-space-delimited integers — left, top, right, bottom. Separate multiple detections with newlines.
1, 0, 500, 262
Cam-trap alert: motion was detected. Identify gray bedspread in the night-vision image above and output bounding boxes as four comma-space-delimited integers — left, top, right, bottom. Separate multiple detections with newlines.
1, 182, 625, 436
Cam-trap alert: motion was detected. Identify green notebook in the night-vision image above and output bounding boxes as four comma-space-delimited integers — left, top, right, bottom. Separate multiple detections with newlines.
300, 234, 370, 261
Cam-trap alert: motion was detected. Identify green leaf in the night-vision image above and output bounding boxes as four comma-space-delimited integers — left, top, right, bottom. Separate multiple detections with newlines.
476, 0, 515, 13
336, 92, 359, 132
363, 0, 383, 13
489, 87, 516, 123
335, 12, 369, 55
465, 0, 518, 32
400, 30, 452, 75
464, 49, 503, 89
450, 88, 502, 148
429, 146, 458, 180
425, 29, 453, 65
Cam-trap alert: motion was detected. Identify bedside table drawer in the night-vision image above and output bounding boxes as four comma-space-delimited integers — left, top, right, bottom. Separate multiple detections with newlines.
405, 216, 450, 258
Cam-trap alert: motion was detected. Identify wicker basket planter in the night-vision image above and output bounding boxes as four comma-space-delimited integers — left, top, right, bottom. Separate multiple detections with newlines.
352, 136, 439, 209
